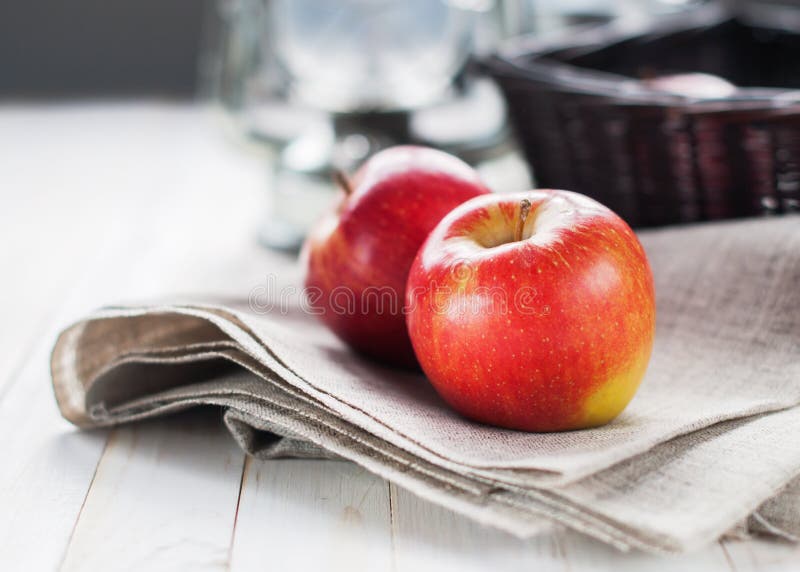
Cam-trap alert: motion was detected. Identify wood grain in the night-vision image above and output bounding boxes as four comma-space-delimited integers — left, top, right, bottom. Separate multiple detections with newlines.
390, 483, 567, 572
61, 413, 245, 572
0, 104, 265, 570
558, 528, 732, 572
721, 538, 800, 572
229, 460, 393, 572
0, 104, 794, 572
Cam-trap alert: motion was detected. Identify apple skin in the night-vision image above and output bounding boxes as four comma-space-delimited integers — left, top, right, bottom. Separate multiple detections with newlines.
405, 190, 655, 431
302, 146, 491, 369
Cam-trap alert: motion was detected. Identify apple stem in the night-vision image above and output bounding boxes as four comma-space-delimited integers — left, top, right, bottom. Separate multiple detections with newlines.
333, 169, 354, 196
514, 199, 532, 242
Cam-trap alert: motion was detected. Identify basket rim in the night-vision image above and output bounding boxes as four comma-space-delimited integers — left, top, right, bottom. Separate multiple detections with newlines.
485, 1, 800, 110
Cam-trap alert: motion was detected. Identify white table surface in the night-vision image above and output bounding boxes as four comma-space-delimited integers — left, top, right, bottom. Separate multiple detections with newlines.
1, 102, 798, 571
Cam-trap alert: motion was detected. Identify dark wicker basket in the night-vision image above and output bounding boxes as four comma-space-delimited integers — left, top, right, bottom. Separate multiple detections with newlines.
486, 2, 800, 227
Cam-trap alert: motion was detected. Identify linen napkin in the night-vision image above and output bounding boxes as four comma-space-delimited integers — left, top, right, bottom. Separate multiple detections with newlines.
51, 216, 800, 553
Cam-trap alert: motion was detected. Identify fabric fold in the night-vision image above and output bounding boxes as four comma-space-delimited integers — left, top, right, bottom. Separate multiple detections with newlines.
50, 216, 800, 553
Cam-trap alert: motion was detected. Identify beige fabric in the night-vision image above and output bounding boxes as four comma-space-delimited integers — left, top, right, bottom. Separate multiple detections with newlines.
51, 216, 800, 553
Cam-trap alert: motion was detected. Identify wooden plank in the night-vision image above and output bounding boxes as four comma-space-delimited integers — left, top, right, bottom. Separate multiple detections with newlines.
0, 106, 138, 393
51, 104, 270, 570
0, 300, 113, 571
558, 532, 734, 572
1, 103, 795, 572
0, 103, 266, 570
388, 483, 737, 572
0, 105, 167, 568
229, 459, 394, 572
60, 411, 246, 572
721, 537, 800, 572
389, 484, 567, 572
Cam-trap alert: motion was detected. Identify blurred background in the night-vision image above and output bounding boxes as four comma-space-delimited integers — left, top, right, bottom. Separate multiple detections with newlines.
3, 0, 798, 251
0, 1, 204, 97
0, 0, 702, 97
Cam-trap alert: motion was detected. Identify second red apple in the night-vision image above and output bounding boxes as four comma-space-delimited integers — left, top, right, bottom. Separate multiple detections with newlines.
302, 146, 491, 368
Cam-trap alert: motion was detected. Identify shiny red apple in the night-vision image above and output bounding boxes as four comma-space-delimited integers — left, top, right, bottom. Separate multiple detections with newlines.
302, 146, 491, 368
405, 190, 655, 431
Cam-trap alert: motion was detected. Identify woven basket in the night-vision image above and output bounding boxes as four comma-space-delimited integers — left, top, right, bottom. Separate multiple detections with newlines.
486, 2, 800, 226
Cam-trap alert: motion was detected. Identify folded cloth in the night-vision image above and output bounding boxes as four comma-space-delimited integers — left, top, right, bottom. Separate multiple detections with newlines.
51, 216, 800, 553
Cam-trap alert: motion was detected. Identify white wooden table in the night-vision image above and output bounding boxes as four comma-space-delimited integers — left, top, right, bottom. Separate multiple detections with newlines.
1, 103, 797, 571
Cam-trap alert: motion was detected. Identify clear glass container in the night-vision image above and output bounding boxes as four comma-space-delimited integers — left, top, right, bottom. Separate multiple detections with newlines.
202, 0, 538, 250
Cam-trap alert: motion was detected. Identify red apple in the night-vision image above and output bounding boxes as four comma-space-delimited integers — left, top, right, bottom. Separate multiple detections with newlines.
302, 146, 491, 368
405, 190, 655, 431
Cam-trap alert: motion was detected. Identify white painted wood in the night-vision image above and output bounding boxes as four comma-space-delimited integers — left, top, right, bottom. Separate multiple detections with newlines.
0, 146, 156, 570
0, 103, 267, 570
0, 367, 109, 572
0, 103, 795, 572
61, 412, 246, 572
229, 459, 394, 572
0, 106, 138, 393
390, 483, 567, 572
721, 537, 800, 572
558, 530, 733, 572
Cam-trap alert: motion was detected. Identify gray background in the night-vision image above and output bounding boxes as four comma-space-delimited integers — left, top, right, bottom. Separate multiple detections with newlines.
0, 0, 207, 97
